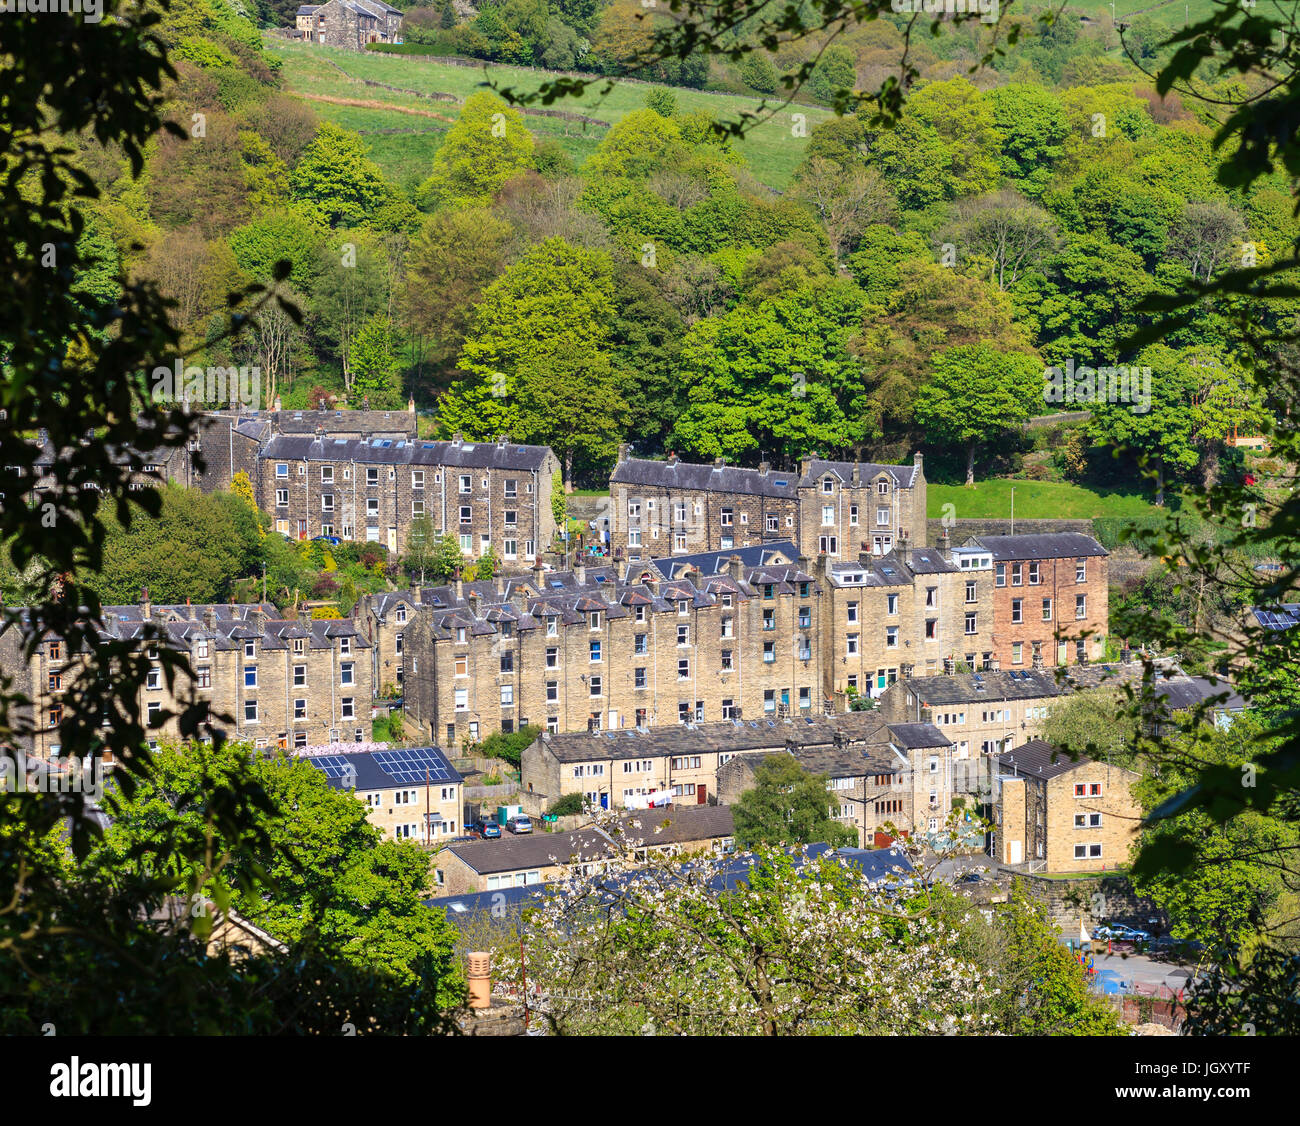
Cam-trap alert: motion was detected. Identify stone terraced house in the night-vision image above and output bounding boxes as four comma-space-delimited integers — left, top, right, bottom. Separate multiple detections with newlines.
0, 596, 374, 760
608, 448, 927, 563
384, 542, 831, 750
255, 432, 559, 560
521, 709, 957, 846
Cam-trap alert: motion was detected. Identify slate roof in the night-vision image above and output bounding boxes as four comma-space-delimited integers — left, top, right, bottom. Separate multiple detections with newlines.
651, 542, 801, 576
611, 457, 799, 499
6, 601, 369, 654
427, 843, 913, 916
1154, 676, 1247, 713
447, 806, 734, 875
997, 739, 1085, 781
886, 722, 953, 750
533, 711, 892, 764
799, 458, 921, 489
261, 434, 551, 471
367, 547, 821, 641
969, 532, 1108, 560
896, 663, 1149, 706
302, 746, 461, 793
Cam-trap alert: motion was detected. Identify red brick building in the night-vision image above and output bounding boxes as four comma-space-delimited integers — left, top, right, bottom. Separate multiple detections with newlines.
969, 533, 1109, 669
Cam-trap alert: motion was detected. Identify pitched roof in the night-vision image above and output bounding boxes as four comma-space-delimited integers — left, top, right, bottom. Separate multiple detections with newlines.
886, 722, 952, 749
799, 458, 920, 489
447, 806, 734, 875
969, 532, 1108, 561
997, 739, 1084, 781
261, 434, 551, 471
532, 711, 892, 764
895, 663, 1148, 706
611, 457, 799, 499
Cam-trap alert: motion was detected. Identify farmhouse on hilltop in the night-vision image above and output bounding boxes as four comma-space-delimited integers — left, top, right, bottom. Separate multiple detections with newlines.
294, 0, 403, 49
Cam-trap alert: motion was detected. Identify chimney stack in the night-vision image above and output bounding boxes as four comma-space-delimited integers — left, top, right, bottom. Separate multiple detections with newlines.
410, 580, 422, 607
616, 557, 628, 582
203, 606, 216, 630
758, 461, 770, 475
408, 395, 416, 414
914, 451, 924, 474
454, 568, 464, 601
140, 587, 150, 620
617, 443, 629, 464
495, 573, 506, 597
727, 554, 744, 582
713, 456, 724, 470
851, 464, 860, 488
574, 562, 586, 586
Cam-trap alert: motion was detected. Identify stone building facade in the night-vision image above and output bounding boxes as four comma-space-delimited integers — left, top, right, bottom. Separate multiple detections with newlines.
816, 539, 997, 704
968, 532, 1110, 668
388, 544, 830, 750
255, 433, 558, 560
0, 598, 374, 760
607, 449, 927, 563
992, 740, 1142, 873
295, 0, 403, 49
519, 710, 958, 847
608, 452, 801, 559
300, 745, 463, 845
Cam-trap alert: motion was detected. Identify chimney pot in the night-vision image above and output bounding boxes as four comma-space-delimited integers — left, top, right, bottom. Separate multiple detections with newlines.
467, 951, 491, 1010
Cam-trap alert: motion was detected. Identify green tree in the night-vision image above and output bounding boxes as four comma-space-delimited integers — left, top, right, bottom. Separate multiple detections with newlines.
91, 742, 466, 996
350, 313, 404, 410
913, 343, 1042, 485
733, 756, 857, 849
643, 87, 677, 118
473, 545, 500, 580
739, 53, 779, 95
671, 279, 868, 462
1130, 719, 1297, 951
987, 84, 1068, 199
403, 207, 512, 364
290, 122, 393, 229
1043, 689, 1142, 766
415, 92, 534, 210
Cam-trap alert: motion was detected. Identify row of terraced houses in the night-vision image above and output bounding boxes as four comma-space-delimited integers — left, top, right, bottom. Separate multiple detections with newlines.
2, 421, 1133, 862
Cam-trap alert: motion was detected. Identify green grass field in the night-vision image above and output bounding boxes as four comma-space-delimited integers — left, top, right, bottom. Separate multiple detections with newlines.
927, 478, 1168, 521
266, 39, 830, 190
1066, 0, 1225, 29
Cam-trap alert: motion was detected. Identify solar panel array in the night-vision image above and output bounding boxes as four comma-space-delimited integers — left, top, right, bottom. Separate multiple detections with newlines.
307, 756, 354, 781
372, 747, 452, 785
1257, 606, 1300, 631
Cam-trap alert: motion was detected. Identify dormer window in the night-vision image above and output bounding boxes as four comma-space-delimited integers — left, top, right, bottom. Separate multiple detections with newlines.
876, 479, 890, 495
395, 605, 407, 623
822, 478, 834, 494
339, 636, 351, 655
589, 611, 601, 630
293, 638, 305, 655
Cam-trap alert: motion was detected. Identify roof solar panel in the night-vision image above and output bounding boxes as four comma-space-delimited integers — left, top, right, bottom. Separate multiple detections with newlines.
372, 747, 451, 785
307, 756, 354, 781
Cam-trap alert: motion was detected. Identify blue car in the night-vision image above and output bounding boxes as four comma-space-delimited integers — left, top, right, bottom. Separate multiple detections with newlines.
472, 821, 501, 839
311, 535, 342, 546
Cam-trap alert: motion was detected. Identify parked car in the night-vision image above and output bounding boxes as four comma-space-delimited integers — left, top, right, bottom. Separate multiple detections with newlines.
507, 815, 533, 835
470, 821, 501, 840
1094, 923, 1152, 942
311, 535, 341, 546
